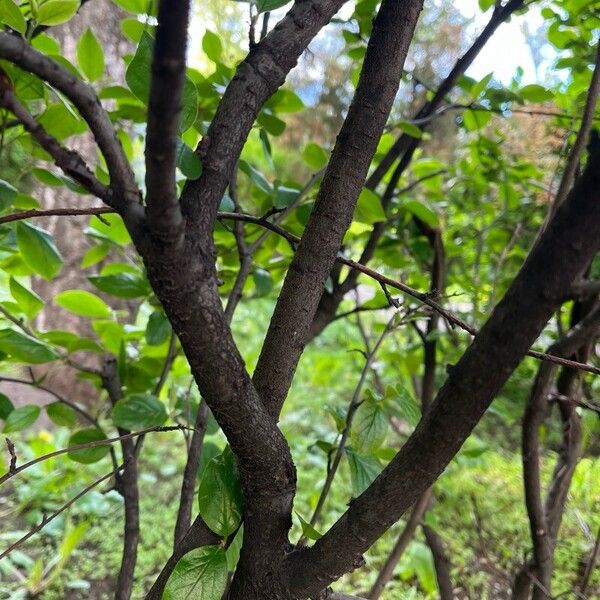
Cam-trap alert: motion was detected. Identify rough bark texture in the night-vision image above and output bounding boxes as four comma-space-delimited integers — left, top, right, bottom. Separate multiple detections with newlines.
253, 0, 425, 418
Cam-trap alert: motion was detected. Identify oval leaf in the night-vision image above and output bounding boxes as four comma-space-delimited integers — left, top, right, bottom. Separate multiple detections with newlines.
16, 222, 63, 280
67, 428, 110, 464
36, 0, 81, 26
77, 28, 104, 81
0, 329, 59, 364
46, 402, 77, 427
55, 290, 111, 319
164, 546, 227, 600
2, 405, 40, 433
197, 446, 243, 537
112, 394, 167, 430
0, 393, 14, 420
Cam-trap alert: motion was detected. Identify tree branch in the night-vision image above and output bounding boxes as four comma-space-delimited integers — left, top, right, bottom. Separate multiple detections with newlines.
252, 0, 425, 418
0, 464, 124, 561
101, 357, 139, 600
366, 0, 526, 189
0, 32, 139, 213
549, 43, 600, 214
0, 87, 113, 203
179, 0, 350, 241
0, 425, 184, 486
281, 130, 600, 598
144, 0, 191, 246
517, 300, 600, 599
0, 206, 113, 225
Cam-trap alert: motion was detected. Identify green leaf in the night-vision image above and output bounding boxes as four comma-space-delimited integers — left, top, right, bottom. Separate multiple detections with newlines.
46, 402, 77, 427
472, 72, 494, 97
478, 0, 495, 11
257, 0, 292, 12
16, 222, 63, 280
462, 109, 492, 131
0, 0, 27, 35
345, 448, 382, 497
354, 188, 386, 224
88, 273, 149, 298
197, 446, 243, 537
302, 143, 328, 171
38, 104, 86, 141
9, 278, 44, 319
397, 120, 424, 139
112, 394, 167, 430
180, 77, 198, 133
0, 329, 59, 364
3, 405, 40, 433
126, 32, 197, 132
386, 384, 421, 427
202, 30, 222, 63
225, 526, 243, 571
0, 178, 18, 209
176, 140, 202, 180
36, 0, 81, 26
145, 311, 171, 346
257, 112, 286, 136
350, 393, 388, 452
58, 521, 88, 564
87, 213, 131, 245
239, 160, 272, 194
55, 290, 111, 319
67, 428, 110, 464
520, 84, 553, 103
0, 393, 14, 420
403, 200, 438, 228
253, 268, 273, 296
265, 88, 304, 113
163, 546, 228, 600
273, 185, 299, 209
77, 28, 104, 81
81, 244, 110, 268
295, 512, 323, 541
113, 0, 154, 13
126, 31, 153, 103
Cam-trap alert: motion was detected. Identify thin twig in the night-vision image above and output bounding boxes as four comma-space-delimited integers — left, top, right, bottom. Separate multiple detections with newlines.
0, 87, 113, 203
0, 207, 113, 225
0, 425, 188, 486
0, 465, 124, 560
304, 315, 398, 537
1, 205, 597, 376
5, 438, 16, 473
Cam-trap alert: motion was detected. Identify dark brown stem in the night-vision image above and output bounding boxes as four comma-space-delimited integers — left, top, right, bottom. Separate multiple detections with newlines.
252, 0, 425, 418
144, 0, 191, 245
367, 490, 431, 599
0, 206, 113, 225
515, 301, 600, 599
102, 358, 140, 600
173, 399, 209, 547
580, 526, 600, 595
422, 525, 454, 600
